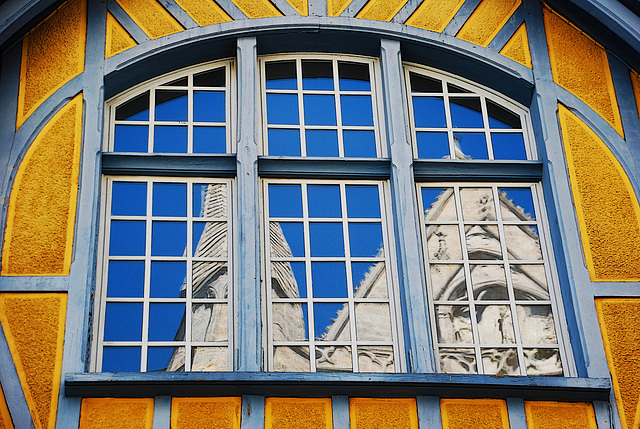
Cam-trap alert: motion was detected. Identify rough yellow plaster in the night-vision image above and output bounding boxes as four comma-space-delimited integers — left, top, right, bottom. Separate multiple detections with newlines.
349, 398, 418, 429
356, 0, 409, 22
558, 105, 640, 281
544, 7, 624, 137
405, 0, 465, 33
631, 69, 640, 124
105, 12, 137, 58
79, 398, 153, 429
0, 293, 67, 429
171, 397, 241, 428
327, 0, 352, 16
596, 299, 640, 429
173, 0, 232, 26
286, 0, 308, 16
525, 401, 597, 429
456, 0, 521, 47
2, 95, 83, 276
441, 399, 509, 429
500, 24, 532, 68
16, 0, 86, 129
0, 384, 14, 429
115, 0, 184, 39
265, 398, 332, 429
229, 0, 282, 18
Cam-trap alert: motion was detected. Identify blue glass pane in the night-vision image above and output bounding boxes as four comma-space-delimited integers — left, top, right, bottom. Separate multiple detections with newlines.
114, 125, 148, 152
154, 126, 187, 153
340, 95, 373, 126
499, 188, 536, 220
266, 61, 297, 90
193, 184, 208, 217
155, 90, 188, 121
194, 68, 225, 87
267, 94, 299, 125
193, 91, 225, 122
107, 261, 145, 298
109, 220, 146, 256
309, 223, 344, 256
302, 60, 333, 90
343, 130, 376, 158
194, 126, 226, 154
308, 185, 341, 218
148, 303, 185, 341
147, 347, 175, 371
421, 188, 448, 213
102, 347, 141, 372
454, 132, 488, 159
115, 92, 149, 121
150, 261, 186, 298
153, 183, 187, 216
412, 97, 446, 128
416, 131, 449, 159
306, 129, 339, 157
311, 262, 347, 298
345, 185, 380, 218
349, 223, 383, 257
491, 133, 526, 160
450, 97, 483, 128
151, 221, 187, 256
269, 184, 303, 217
351, 261, 381, 295
290, 261, 307, 298
314, 302, 348, 340
487, 100, 521, 129
279, 222, 305, 257
268, 129, 301, 156
112, 182, 147, 216
104, 303, 143, 341
338, 62, 370, 91
304, 95, 337, 126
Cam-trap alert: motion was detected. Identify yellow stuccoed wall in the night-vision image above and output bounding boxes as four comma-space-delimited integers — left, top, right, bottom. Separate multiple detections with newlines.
115, 0, 184, 38
105, 12, 137, 59
79, 398, 153, 429
404, 0, 465, 32
171, 397, 241, 428
227, 0, 282, 18
0, 383, 14, 429
173, 0, 232, 26
499, 24, 532, 68
524, 402, 597, 429
349, 398, 418, 429
441, 399, 509, 429
356, 0, 409, 22
265, 398, 332, 429
456, 0, 521, 47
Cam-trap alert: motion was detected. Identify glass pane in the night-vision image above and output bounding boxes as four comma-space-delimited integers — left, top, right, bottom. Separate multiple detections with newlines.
104, 303, 143, 341
315, 302, 349, 341
153, 182, 187, 217
165, 346, 187, 371
492, 133, 526, 160
476, 305, 515, 344
311, 262, 347, 298
266, 61, 297, 90
107, 261, 145, 298
435, 305, 472, 343
504, 225, 542, 260
109, 220, 146, 256
465, 225, 501, 260
410, 73, 441, 93
193, 183, 227, 218
338, 62, 370, 91
453, 132, 488, 159
487, 100, 521, 129
148, 303, 185, 341
102, 347, 141, 372
192, 262, 228, 298
450, 97, 483, 128
352, 262, 387, 298
317, 346, 352, 372
511, 265, 549, 300
164, 77, 188, 86
517, 305, 557, 344
499, 187, 536, 221
194, 91, 225, 122
114, 124, 148, 152
482, 348, 519, 375
147, 347, 176, 371
273, 346, 310, 371
304, 95, 336, 126
154, 125, 187, 153
524, 348, 562, 375
271, 261, 307, 298
155, 90, 188, 121
308, 184, 341, 218
470, 264, 508, 300
271, 222, 305, 257
447, 83, 471, 94
269, 184, 303, 217
192, 303, 228, 342
193, 126, 226, 153
116, 92, 149, 121
340, 95, 374, 126
460, 188, 495, 221
194, 68, 225, 87
425, 224, 462, 260
151, 221, 187, 256
430, 264, 467, 301
193, 222, 227, 257
191, 347, 228, 371
349, 223, 383, 257
343, 130, 376, 157
413, 97, 446, 128
305, 129, 339, 157
416, 131, 449, 159
309, 223, 344, 256
273, 303, 308, 340
355, 303, 391, 341
302, 60, 333, 90
358, 345, 394, 373
439, 348, 476, 374
422, 188, 457, 221
111, 182, 146, 216
267, 94, 299, 125
150, 261, 186, 298
345, 185, 380, 218
268, 128, 301, 156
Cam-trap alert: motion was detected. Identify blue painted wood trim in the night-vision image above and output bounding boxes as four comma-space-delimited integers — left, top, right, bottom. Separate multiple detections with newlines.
271, 0, 300, 16
592, 282, 640, 297
158, 0, 199, 30
258, 158, 391, 179
380, 39, 433, 373
391, 0, 422, 24
332, 395, 350, 428
487, 5, 525, 52
241, 395, 264, 429
506, 398, 527, 429
64, 372, 612, 401
0, 277, 69, 292
102, 153, 237, 177
442, 0, 483, 37
214, 0, 247, 20
153, 396, 172, 429
236, 36, 262, 372
416, 396, 441, 429
413, 160, 543, 182
593, 399, 614, 429
339, 0, 367, 18
106, 0, 151, 44
309, 0, 327, 16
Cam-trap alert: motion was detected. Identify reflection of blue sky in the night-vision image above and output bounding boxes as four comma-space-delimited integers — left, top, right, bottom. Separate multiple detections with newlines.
148, 303, 184, 341
346, 185, 380, 218
311, 262, 347, 298
413, 97, 446, 128
279, 223, 305, 257
310, 223, 344, 256
155, 91, 187, 121
193, 91, 225, 122
150, 261, 186, 298
194, 126, 226, 154
343, 130, 376, 157
102, 347, 141, 372
454, 132, 487, 159
351, 261, 379, 294
116, 93, 149, 121
147, 347, 175, 371
491, 133, 526, 160
104, 303, 143, 341
349, 223, 383, 257
154, 126, 187, 153
290, 262, 307, 298
112, 182, 146, 215
450, 98, 483, 128
268, 129, 301, 156
269, 184, 303, 217
267, 94, 299, 125
308, 185, 341, 217
108, 261, 145, 298
306, 130, 339, 157
500, 188, 536, 220
416, 131, 448, 159
192, 184, 208, 217
152, 221, 187, 256
314, 303, 347, 340
153, 183, 186, 216
340, 95, 373, 126
110, 221, 145, 256
114, 125, 148, 152
421, 188, 447, 213
304, 95, 336, 126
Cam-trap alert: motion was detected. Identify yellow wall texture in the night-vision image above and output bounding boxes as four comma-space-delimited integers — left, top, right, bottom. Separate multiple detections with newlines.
79, 398, 153, 429
173, 0, 232, 26
356, 0, 409, 22
596, 299, 640, 429
0, 384, 14, 429
105, 12, 137, 58
558, 104, 640, 280
456, 0, 521, 47
16, 0, 86, 129
349, 398, 418, 429
499, 24, 532, 68
0, 293, 67, 429
2, 95, 83, 276
171, 397, 241, 428
327, 0, 352, 16
405, 0, 465, 33
286, 0, 308, 16
631, 69, 640, 124
525, 401, 597, 429
265, 398, 332, 429
544, 7, 623, 137
441, 399, 509, 429
115, 0, 184, 39
229, 0, 282, 18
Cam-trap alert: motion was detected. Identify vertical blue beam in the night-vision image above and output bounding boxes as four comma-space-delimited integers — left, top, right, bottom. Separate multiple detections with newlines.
309, 0, 327, 16
158, 0, 199, 29
331, 395, 350, 428
417, 396, 441, 429
379, 39, 433, 373
0, 322, 35, 429
153, 396, 172, 429
241, 395, 265, 429
506, 398, 527, 429
236, 36, 262, 372
593, 399, 614, 429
